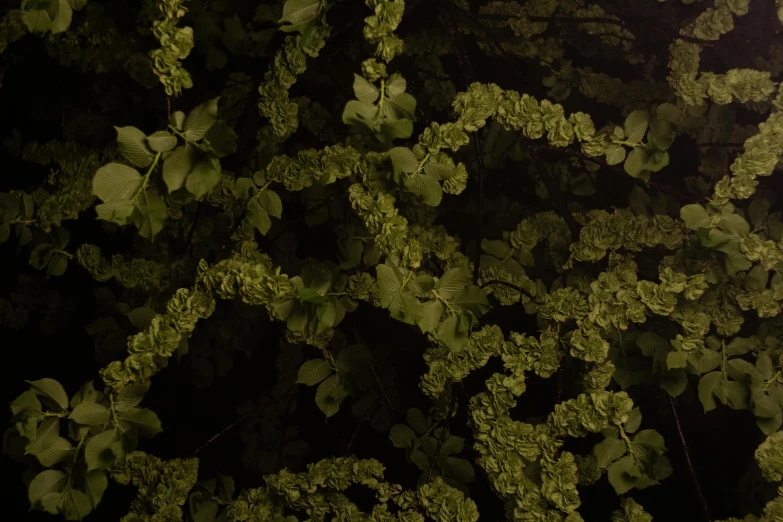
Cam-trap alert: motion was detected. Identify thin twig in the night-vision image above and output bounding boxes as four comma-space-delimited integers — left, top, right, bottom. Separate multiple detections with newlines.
669, 395, 712, 522
189, 387, 297, 458
479, 279, 535, 303
473, 134, 486, 282
427, 385, 459, 482
343, 394, 381, 457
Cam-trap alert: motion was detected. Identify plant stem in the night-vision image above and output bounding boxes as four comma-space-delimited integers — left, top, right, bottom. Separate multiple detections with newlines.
669, 395, 712, 522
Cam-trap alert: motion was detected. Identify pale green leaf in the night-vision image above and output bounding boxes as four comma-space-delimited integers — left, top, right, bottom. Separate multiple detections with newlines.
389, 147, 420, 174
27, 378, 69, 411
404, 173, 442, 206
25, 417, 60, 456
146, 131, 178, 153
385, 73, 406, 98
698, 371, 722, 412
607, 455, 641, 494
389, 423, 415, 448
28, 469, 67, 507
279, 0, 321, 33
34, 436, 74, 467
83, 431, 118, 473
70, 402, 110, 426
605, 145, 626, 165
184, 98, 220, 141
95, 199, 135, 225
353, 74, 379, 104
593, 437, 626, 468
114, 383, 149, 412
436, 267, 473, 299
115, 126, 154, 168
680, 204, 711, 230
117, 408, 162, 437
624, 110, 649, 145
133, 190, 168, 240
406, 408, 430, 435
297, 358, 333, 386
417, 300, 444, 333
204, 120, 238, 158
62, 488, 92, 520
247, 199, 271, 235
647, 120, 675, 150
92, 163, 143, 203
445, 457, 474, 483
258, 189, 283, 218
624, 148, 649, 178
186, 155, 222, 199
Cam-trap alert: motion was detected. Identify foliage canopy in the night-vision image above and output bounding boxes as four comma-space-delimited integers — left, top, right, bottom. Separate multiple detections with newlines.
2, 0, 783, 520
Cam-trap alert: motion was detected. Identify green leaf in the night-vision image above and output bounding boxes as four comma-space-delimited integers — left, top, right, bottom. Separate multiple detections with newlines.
390, 424, 416, 448
92, 163, 143, 203
258, 189, 283, 218
117, 408, 163, 437
133, 190, 168, 240
698, 371, 722, 412
389, 147, 420, 175
632, 429, 666, 454
656, 103, 682, 123
451, 286, 491, 317
605, 145, 626, 165
297, 358, 333, 386
644, 150, 669, 172
417, 300, 445, 333
624, 408, 642, 433
171, 111, 186, 130
436, 267, 472, 299
647, 120, 675, 150
95, 199, 135, 225
624, 148, 649, 178
84, 429, 117, 471
27, 378, 69, 410
25, 417, 60, 456
445, 457, 475, 483
353, 74, 379, 104
186, 155, 222, 199
247, 199, 271, 235
70, 402, 110, 426
386, 73, 407, 99
28, 469, 67, 507
76, 468, 108, 509
147, 131, 178, 153
680, 204, 711, 230
666, 350, 688, 370
315, 375, 344, 417
718, 213, 750, 236
593, 437, 626, 468
659, 368, 688, 397
115, 126, 154, 168
163, 144, 197, 193
624, 110, 650, 145
184, 98, 220, 142
404, 172, 442, 206
34, 436, 74, 467
62, 488, 92, 520
748, 197, 770, 227
607, 455, 641, 494
204, 120, 238, 158
406, 408, 430, 435
11, 390, 42, 415
47, 253, 68, 277
279, 0, 321, 33
409, 446, 429, 470
440, 435, 465, 456
114, 383, 149, 412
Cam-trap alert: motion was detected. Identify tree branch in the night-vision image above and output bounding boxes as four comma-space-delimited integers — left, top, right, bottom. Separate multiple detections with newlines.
669, 395, 712, 522
189, 386, 297, 458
